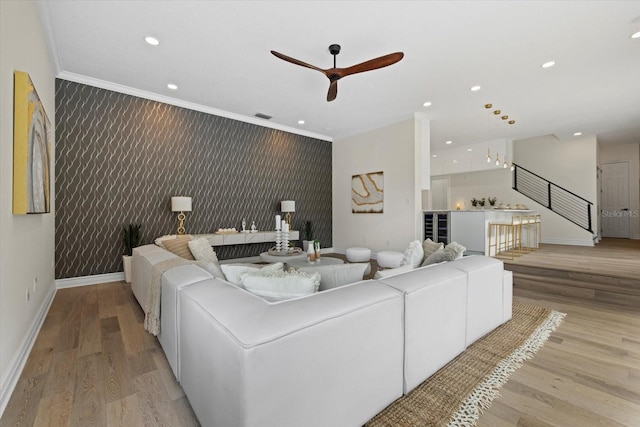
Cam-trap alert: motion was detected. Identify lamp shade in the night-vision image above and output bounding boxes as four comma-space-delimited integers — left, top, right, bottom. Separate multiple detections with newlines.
171, 196, 192, 212
281, 200, 295, 212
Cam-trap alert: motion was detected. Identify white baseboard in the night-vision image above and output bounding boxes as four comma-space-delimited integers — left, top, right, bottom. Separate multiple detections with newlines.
541, 237, 595, 246
55, 272, 124, 289
0, 284, 56, 418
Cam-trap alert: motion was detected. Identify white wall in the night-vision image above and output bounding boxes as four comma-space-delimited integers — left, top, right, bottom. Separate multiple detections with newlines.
445, 134, 598, 246
599, 142, 640, 239
515, 134, 597, 245
333, 119, 421, 253
0, 0, 56, 412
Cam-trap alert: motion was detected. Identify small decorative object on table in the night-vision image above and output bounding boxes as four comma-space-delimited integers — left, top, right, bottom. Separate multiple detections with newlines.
307, 243, 316, 262
216, 227, 238, 234
250, 221, 257, 233
488, 196, 497, 207
241, 218, 247, 232
314, 239, 321, 260
470, 198, 478, 208
478, 197, 486, 208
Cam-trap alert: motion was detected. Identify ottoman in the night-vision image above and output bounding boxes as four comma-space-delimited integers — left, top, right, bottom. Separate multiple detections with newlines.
377, 251, 404, 269
346, 247, 372, 275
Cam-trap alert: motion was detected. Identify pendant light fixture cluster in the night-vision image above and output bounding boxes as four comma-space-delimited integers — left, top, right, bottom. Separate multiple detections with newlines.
484, 103, 516, 171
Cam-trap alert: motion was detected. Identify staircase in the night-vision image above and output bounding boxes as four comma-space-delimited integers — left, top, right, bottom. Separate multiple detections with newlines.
512, 164, 594, 233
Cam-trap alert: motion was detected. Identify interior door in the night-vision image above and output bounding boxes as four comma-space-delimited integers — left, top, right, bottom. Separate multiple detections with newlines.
601, 162, 630, 238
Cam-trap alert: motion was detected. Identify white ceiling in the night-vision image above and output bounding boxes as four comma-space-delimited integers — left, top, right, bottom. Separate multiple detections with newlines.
39, 1, 640, 148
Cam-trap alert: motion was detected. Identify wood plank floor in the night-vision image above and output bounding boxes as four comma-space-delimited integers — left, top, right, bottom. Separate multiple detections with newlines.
2, 242, 638, 426
0, 282, 200, 427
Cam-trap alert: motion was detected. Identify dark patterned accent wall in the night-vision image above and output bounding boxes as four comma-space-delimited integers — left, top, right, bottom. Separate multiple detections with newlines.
55, 79, 332, 279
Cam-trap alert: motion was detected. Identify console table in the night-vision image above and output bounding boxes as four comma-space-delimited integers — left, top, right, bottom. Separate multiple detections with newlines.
194, 230, 300, 247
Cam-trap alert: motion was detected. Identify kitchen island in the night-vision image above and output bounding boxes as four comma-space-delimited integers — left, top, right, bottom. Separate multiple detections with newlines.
424, 209, 538, 255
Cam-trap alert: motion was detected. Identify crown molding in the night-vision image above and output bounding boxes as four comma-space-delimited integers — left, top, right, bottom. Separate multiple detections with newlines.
56, 71, 333, 142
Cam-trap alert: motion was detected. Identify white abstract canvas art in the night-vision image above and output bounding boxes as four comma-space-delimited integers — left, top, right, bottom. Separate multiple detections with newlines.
352, 171, 383, 213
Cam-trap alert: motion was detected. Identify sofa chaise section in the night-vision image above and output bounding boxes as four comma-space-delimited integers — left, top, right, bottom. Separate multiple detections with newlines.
179, 279, 405, 427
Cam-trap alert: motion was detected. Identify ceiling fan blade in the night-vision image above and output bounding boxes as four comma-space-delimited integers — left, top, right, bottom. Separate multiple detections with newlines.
270, 50, 325, 73
327, 80, 338, 102
339, 52, 404, 77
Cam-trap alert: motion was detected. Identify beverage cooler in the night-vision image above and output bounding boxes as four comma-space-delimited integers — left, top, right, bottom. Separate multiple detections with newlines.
424, 211, 450, 245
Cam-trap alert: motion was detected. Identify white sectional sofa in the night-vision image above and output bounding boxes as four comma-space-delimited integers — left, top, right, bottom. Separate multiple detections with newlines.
131, 244, 512, 427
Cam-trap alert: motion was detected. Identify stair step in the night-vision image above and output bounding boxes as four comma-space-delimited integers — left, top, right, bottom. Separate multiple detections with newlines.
512, 272, 640, 308
506, 263, 640, 291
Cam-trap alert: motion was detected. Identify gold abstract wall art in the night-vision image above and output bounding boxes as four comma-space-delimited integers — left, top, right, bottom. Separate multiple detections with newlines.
13, 71, 51, 214
352, 171, 383, 213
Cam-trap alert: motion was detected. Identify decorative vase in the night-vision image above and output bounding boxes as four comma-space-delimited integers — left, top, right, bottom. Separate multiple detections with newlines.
314, 240, 321, 259
307, 244, 316, 262
122, 255, 132, 283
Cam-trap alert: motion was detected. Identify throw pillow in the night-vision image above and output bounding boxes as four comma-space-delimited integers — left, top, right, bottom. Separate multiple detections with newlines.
199, 262, 226, 280
422, 238, 444, 259
296, 263, 368, 291
162, 236, 195, 260
241, 270, 321, 302
373, 264, 415, 279
444, 241, 466, 260
400, 240, 424, 268
154, 234, 177, 249
220, 262, 284, 286
188, 238, 219, 262
421, 247, 456, 266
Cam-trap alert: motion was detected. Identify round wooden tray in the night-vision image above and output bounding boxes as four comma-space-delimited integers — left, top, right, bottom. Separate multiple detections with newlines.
267, 247, 303, 256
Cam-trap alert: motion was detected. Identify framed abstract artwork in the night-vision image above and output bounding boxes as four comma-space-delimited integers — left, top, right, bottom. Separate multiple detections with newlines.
13, 71, 51, 214
352, 171, 384, 213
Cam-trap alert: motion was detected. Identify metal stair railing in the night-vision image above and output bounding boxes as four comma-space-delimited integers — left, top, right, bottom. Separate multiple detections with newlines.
513, 164, 593, 233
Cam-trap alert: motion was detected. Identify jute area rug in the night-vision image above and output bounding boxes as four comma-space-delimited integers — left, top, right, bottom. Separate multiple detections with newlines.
366, 302, 566, 427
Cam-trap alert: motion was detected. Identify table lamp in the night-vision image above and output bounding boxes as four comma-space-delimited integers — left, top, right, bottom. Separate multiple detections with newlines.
171, 196, 192, 235
281, 200, 295, 230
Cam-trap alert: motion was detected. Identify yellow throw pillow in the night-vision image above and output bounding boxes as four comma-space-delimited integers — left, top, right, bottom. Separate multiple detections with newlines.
163, 235, 195, 260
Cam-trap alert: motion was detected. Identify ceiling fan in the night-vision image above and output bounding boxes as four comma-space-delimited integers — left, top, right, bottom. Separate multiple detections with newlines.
271, 44, 404, 102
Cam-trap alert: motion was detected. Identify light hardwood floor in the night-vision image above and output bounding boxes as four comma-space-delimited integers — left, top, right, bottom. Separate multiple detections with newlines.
1, 244, 638, 426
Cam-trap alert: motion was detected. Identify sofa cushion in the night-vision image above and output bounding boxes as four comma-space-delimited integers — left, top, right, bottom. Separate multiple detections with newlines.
188, 237, 218, 263
163, 235, 195, 260
296, 263, 368, 291
400, 240, 424, 268
220, 262, 283, 285
241, 269, 321, 301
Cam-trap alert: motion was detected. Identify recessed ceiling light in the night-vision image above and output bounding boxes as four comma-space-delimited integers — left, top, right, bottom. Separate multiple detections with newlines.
452, 160, 458, 164
298, 120, 305, 125
423, 101, 432, 107
470, 85, 481, 92
145, 36, 159, 46
631, 31, 640, 39
445, 140, 453, 145
432, 154, 438, 158
466, 148, 473, 152
573, 132, 582, 136
541, 61, 555, 68
167, 83, 178, 90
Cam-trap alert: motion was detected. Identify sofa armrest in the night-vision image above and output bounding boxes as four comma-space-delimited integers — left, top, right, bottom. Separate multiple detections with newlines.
378, 264, 468, 393
132, 244, 178, 312
158, 264, 213, 382
179, 279, 404, 427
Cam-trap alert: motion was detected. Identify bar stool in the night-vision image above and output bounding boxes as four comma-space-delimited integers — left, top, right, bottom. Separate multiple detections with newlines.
488, 221, 515, 259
